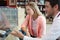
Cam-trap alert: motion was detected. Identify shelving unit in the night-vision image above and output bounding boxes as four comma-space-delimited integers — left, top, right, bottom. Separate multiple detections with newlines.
17, 0, 45, 14
17, 0, 28, 7
0, 0, 45, 13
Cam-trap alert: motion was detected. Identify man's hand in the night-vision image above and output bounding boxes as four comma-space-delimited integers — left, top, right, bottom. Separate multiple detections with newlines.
11, 30, 24, 39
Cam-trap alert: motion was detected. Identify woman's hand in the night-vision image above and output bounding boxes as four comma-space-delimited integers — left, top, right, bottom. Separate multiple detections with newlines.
11, 30, 24, 39
21, 27, 30, 36
26, 29, 30, 36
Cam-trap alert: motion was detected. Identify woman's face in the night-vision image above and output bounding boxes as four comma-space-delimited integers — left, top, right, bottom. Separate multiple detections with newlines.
26, 6, 34, 15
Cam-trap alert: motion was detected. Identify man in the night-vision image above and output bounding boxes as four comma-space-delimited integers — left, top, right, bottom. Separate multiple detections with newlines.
11, 0, 60, 40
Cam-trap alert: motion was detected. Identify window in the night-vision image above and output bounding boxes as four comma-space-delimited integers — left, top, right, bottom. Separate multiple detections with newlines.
0, 7, 18, 27
39, 0, 44, 5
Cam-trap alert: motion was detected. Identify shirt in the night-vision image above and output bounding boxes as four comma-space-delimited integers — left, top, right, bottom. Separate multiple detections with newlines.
42, 11, 60, 40
32, 18, 37, 36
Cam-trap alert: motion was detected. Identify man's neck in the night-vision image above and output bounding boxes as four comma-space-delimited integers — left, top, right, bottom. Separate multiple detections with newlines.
53, 11, 59, 18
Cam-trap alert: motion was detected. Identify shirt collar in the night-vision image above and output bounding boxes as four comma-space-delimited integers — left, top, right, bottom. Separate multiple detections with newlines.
53, 11, 60, 21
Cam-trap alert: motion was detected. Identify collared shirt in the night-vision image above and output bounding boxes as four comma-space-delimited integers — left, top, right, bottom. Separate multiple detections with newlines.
32, 19, 37, 36
42, 11, 60, 40
23, 11, 60, 40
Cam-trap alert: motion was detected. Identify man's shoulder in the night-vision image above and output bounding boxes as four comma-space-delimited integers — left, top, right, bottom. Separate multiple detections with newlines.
57, 16, 60, 20
56, 13, 60, 20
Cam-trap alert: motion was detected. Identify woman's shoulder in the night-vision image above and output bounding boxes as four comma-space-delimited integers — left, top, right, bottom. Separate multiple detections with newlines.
26, 15, 30, 18
37, 15, 46, 22
25, 15, 29, 18
38, 15, 46, 20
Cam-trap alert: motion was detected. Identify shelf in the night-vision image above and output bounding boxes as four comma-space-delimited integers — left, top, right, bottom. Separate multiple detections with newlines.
17, 0, 45, 13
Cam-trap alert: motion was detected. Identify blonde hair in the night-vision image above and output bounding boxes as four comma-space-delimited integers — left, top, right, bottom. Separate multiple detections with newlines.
26, 2, 43, 16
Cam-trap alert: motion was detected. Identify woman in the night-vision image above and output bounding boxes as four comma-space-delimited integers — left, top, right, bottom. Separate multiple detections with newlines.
11, 2, 46, 38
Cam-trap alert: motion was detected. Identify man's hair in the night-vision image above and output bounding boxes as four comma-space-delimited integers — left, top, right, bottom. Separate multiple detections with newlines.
45, 0, 60, 11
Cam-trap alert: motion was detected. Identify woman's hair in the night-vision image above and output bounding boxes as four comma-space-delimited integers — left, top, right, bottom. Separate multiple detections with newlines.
25, 2, 43, 16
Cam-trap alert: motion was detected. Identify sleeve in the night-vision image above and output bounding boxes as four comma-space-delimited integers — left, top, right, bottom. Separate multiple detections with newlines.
23, 36, 41, 40
38, 16, 46, 37
21, 15, 29, 28
42, 19, 60, 40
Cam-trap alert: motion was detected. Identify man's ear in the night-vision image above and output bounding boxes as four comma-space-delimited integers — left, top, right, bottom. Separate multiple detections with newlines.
54, 4, 58, 10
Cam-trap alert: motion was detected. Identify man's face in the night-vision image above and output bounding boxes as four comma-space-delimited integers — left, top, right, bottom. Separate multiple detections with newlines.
45, 1, 53, 17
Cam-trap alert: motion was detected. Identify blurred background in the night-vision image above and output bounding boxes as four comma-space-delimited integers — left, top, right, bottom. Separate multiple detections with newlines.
0, 0, 52, 40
